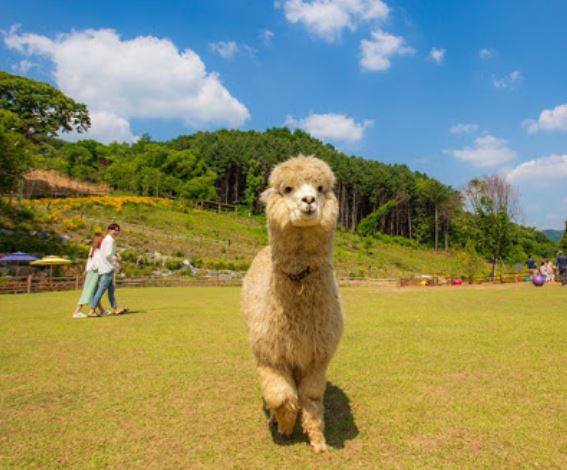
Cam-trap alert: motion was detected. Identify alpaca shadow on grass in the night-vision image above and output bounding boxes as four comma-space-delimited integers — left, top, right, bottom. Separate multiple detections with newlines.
264, 382, 358, 449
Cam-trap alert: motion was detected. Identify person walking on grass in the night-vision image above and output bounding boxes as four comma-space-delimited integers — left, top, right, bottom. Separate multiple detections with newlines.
87, 223, 127, 317
72, 235, 109, 318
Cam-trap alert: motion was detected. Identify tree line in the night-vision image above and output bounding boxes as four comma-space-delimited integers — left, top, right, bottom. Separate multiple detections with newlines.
1, 70, 562, 265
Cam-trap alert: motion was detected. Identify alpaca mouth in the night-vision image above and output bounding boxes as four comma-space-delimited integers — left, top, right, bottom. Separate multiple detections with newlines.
291, 208, 320, 226
300, 208, 318, 219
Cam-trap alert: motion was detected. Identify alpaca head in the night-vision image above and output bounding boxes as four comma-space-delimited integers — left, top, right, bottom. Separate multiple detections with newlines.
261, 155, 338, 230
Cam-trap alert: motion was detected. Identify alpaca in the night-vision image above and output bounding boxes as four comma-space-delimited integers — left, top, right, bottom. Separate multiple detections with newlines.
241, 155, 343, 452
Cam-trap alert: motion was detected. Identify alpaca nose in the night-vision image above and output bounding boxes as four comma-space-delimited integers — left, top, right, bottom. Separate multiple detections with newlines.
302, 195, 315, 204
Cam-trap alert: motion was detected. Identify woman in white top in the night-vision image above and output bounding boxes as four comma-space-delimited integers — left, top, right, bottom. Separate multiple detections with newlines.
72, 235, 107, 318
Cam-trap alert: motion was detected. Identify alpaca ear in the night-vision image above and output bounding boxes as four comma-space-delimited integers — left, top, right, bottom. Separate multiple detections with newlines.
260, 187, 276, 205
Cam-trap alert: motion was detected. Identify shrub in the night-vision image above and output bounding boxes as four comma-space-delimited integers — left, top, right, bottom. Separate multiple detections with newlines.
203, 258, 249, 272
120, 249, 139, 263
166, 259, 184, 271
190, 255, 203, 268
120, 263, 153, 277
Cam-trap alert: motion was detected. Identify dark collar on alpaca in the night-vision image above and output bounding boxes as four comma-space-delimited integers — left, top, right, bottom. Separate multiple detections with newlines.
287, 266, 312, 282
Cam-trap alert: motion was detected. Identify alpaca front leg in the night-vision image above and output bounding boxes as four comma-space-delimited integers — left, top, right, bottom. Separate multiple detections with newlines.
298, 369, 328, 452
257, 365, 298, 436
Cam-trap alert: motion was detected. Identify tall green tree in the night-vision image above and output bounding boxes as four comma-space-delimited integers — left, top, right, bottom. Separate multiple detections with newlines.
357, 200, 398, 237
0, 71, 90, 142
463, 175, 519, 279
0, 71, 90, 193
416, 178, 451, 250
243, 159, 264, 213
0, 110, 29, 193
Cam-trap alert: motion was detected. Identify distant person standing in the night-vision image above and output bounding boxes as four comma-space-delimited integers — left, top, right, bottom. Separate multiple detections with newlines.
539, 261, 548, 281
87, 223, 127, 316
545, 259, 556, 283
526, 255, 537, 275
557, 251, 567, 286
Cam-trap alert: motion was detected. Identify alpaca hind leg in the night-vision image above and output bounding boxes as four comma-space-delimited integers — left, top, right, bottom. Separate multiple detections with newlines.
298, 369, 328, 452
257, 365, 298, 436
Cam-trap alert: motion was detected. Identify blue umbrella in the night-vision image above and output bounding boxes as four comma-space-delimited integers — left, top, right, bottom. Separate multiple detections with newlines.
0, 251, 40, 263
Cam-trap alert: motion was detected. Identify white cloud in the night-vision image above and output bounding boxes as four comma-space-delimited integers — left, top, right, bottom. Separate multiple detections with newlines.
360, 29, 414, 71
277, 0, 390, 42
449, 123, 479, 134
428, 47, 445, 64
4, 27, 250, 143
444, 134, 516, 167
12, 59, 36, 74
285, 113, 373, 143
209, 41, 238, 59
506, 154, 567, 185
506, 155, 567, 228
479, 48, 494, 59
260, 29, 275, 46
64, 111, 138, 144
242, 44, 257, 57
523, 104, 567, 134
492, 70, 522, 90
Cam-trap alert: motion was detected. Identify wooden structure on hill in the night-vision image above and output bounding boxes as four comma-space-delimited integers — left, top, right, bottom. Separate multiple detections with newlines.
195, 200, 237, 212
18, 170, 110, 198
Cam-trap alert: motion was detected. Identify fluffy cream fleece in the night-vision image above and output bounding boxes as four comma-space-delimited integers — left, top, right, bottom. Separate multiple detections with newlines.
241, 155, 344, 452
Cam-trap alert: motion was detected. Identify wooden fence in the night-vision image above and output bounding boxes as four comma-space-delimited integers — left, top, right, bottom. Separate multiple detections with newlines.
195, 200, 237, 212
0, 275, 242, 294
0, 272, 534, 295
399, 273, 530, 287
0, 275, 400, 294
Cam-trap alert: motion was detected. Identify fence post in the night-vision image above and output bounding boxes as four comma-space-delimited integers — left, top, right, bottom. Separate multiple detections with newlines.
27, 274, 32, 294
75, 274, 80, 290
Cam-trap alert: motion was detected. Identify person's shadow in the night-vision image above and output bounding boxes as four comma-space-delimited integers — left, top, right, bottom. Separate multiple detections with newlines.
264, 382, 358, 449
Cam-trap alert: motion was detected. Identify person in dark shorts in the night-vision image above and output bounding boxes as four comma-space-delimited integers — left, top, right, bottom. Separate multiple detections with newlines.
557, 251, 567, 286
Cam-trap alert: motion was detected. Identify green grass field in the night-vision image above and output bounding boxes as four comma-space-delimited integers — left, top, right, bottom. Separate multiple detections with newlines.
1, 284, 567, 468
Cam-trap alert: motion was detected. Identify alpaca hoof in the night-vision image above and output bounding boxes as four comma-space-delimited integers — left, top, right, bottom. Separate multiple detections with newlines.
276, 413, 295, 436
311, 441, 328, 453
312, 442, 328, 453
277, 423, 294, 437
273, 399, 298, 436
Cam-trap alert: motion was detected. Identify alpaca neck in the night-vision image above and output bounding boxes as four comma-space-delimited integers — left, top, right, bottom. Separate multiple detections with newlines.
269, 223, 334, 275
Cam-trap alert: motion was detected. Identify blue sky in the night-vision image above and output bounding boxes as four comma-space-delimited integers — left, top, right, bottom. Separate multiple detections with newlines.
2, 0, 567, 230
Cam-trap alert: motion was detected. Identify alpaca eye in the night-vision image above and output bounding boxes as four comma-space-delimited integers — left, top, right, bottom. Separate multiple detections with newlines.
284, 186, 293, 194
317, 186, 324, 193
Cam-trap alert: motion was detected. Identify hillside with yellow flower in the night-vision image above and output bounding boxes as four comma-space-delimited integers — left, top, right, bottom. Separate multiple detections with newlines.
1, 195, 491, 280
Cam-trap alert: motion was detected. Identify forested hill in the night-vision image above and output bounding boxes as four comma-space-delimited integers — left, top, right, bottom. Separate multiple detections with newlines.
542, 229, 564, 242
1, 70, 562, 264
28, 129, 556, 260
37, 129, 456, 243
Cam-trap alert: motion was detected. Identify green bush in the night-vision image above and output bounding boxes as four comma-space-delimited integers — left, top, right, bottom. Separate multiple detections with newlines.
190, 255, 203, 268
120, 263, 153, 277
120, 249, 139, 263
166, 259, 184, 271
203, 258, 249, 271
